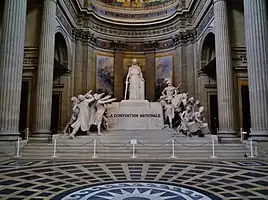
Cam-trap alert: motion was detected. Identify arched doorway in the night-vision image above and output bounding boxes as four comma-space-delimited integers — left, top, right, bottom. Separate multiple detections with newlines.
198, 32, 218, 132
51, 32, 71, 134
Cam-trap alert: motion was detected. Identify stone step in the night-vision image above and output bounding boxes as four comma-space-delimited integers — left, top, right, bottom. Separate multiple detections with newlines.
19, 153, 248, 160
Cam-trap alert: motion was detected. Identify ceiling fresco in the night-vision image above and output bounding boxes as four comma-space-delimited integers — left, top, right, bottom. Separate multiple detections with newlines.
95, 0, 176, 9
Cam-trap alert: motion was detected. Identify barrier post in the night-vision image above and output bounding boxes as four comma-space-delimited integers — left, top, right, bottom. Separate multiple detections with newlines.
249, 139, 255, 158
51, 138, 58, 158
240, 128, 243, 141
92, 140, 97, 158
131, 139, 137, 159
26, 128, 29, 142
170, 139, 176, 159
210, 139, 217, 158
15, 138, 21, 158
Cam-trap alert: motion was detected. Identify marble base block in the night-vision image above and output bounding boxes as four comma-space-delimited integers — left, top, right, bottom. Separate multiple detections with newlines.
106, 100, 164, 130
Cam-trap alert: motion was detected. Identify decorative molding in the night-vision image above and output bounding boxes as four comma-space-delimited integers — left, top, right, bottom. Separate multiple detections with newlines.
23, 47, 38, 67
87, 18, 183, 38
144, 41, 159, 51
173, 29, 197, 46
62, 0, 78, 24
232, 47, 247, 66
197, 5, 214, 38
111, 41, 127, 51
56, 6, 73, 37
191, 0, 210, 24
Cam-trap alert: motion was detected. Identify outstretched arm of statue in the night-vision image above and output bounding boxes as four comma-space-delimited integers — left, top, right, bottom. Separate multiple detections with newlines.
84, 90, 92, 96
100, 94, 112, 101
98, 98, 117, 105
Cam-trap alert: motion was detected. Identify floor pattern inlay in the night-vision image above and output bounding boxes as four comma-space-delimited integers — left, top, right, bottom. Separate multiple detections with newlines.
53, 182, 221, 200
0, 159, 267, 199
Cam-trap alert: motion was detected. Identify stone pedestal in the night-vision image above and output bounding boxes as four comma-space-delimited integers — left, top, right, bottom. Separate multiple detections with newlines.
0, 0, 27, 141
106, 100, 164, 130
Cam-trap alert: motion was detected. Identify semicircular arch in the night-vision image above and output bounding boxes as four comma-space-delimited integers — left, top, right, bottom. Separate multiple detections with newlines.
55, 26, 72, 70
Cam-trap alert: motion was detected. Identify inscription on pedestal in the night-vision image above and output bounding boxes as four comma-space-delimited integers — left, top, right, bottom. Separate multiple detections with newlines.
106, 100, 164, 130
108, 113, 161, 118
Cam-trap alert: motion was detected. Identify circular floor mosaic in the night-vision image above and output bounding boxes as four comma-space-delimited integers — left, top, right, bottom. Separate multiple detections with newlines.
53, 182, 221, 200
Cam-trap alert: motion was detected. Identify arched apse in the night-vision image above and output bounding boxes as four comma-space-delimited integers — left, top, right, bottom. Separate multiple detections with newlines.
198, 30, 218, 131
55, 26, 72, 70
51, 31, 72, 134
201, 32, 215, 64
200, 31, 216, 79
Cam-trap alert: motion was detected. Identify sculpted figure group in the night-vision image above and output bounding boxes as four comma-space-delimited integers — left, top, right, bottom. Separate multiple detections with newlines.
63, 90, 116, 139
160, 78, 209, 137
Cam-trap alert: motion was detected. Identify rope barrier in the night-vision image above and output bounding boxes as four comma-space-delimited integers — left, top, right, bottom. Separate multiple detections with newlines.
174, 139, 211, 147
97, 140, 130, 148
137, 140, 171, 147
60, 140, 94, 147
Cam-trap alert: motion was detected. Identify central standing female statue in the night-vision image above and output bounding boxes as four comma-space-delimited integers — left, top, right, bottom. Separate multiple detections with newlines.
124, 58, 145, 100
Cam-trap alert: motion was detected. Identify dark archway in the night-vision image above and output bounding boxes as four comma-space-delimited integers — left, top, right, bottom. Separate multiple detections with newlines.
201, 32, 216, 79
51, 32, 70, 134
199, 32, 218, 132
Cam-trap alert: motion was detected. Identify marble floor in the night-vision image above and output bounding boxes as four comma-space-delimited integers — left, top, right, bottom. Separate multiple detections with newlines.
0, 159, 268, 200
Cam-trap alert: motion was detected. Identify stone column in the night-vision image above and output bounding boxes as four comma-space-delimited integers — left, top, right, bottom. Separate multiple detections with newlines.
213, 0, 237, 140
244, 0, 268, 140
114, 50, 124, 100
0, 0, 27, 140
145, 51, 155, 101
187, 40, 195, 97
33, 0, 57, 139
173, 46, 183, 86
86, 46, 94, 90
82, 36, 89, 93
73, 29, 83, 96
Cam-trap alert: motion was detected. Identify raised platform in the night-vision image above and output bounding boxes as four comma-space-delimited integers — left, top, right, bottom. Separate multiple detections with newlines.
106, 100, 164, 130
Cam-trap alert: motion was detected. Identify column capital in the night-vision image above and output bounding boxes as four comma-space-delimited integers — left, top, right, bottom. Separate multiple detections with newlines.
111, 41, 126, 51
143, 41, 158, 51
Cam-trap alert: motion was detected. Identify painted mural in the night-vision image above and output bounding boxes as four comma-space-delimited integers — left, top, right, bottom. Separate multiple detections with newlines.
97, 0, 175, 9
96, 54, 114, 93
155, 54, 173, 99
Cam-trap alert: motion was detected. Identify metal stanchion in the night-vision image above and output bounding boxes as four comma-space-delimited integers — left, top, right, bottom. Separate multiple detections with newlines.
170, 139, 176, 159
92, 139, 97, 158
240, 128, 243, 141
249, 139, 255, 158
15, 138, 21, 158
26, 128, 29, 142
51, 138, 58, 158
210, 139, 217, 158
131, 139, 137, 158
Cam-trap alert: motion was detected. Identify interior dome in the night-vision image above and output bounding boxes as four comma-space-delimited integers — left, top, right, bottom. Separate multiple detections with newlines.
95, 0, 177, 10
90, 0, 180, 25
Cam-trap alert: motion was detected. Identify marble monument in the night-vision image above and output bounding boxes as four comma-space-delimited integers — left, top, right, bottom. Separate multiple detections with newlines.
159, 78, 210, 137
124, 58, 145, 100
64, 58, 209, 136
64, 90, 116, 139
